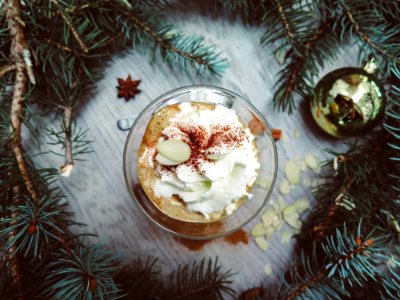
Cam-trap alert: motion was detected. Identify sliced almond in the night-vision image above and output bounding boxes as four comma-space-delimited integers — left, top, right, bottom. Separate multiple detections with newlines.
284, 160, 301, 185
284, 212, 302, 229
279, 179, 291, 195
282, 205, 298, 218
255, 237, 269, 250
264, 263, 272, 276
265, 227, 275, 240
155, 153, 181, 166
304, 154, 318, 170
251, 223, 266, 237
156, 139, 191, 162
294, 198, 310, 212
262, 210, 278, 228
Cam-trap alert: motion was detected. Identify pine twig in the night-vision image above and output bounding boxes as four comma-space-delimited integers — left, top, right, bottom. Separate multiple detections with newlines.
129, 15, 216, 74
283, 235, 376, 300
341, 1, 400, 64
6, 0, 40, 203
273, 0, 296, 44
0, 64, 17, 78
312, 179, 353, 238
5, 187, 25, 300
42, 38, 81, 56
49, 0, 89, 53
59, 106, 74, 177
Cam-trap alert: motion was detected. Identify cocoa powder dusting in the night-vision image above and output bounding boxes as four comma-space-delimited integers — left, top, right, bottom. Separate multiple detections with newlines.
223, 229, 249, 245
175, 124, 245, 171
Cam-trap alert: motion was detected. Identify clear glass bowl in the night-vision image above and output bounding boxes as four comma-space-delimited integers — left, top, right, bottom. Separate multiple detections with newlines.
123, 85, 278, 240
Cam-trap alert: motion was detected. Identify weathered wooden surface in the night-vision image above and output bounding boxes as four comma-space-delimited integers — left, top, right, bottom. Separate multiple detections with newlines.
30, 10, 358, 294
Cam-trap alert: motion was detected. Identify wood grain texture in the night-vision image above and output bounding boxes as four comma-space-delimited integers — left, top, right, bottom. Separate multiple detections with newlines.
28, 10, 360, 294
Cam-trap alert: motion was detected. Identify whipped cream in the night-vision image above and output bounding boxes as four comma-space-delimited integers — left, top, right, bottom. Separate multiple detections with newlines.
153, 102, 260, 217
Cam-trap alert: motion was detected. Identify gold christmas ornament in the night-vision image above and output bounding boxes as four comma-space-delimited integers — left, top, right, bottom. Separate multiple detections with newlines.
310, 60, 386, 137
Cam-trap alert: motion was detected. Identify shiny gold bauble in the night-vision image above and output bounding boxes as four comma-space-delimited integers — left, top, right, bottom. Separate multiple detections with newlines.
310, 66, 386, 138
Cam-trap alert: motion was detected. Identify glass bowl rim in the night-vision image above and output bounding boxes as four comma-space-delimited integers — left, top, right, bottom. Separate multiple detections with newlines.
123, 84, 278, 240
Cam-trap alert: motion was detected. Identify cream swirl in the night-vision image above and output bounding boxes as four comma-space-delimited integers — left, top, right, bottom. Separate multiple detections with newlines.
153, 102, 259, 217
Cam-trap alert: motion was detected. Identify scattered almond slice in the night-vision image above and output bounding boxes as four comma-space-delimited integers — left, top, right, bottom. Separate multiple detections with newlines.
272, 218, 282, 230
284, 160, 301, 185
294, 198, 310, 211
265, 227, 275, 240
300, 161, 307, 172
251, 223, 266, 237
279, 179, 291, 195
156, 139, 191, 162
304, 154, 318, 171
293, 129, 301, 138
262, 210, 278, 228
264, 263, 272, 276
284, 212, 302, 229
282, 204, 298, 218
281, 231, 291, 244
255, 236, 269, 250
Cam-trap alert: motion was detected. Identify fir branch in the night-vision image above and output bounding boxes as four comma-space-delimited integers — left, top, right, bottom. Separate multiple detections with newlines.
49, 0, 89, 53
59, 106, 74, 177
44, 244, 120, 300
280, 222, 386, 300
5, 187, 24, 300
6, 0, 40, 204
340, 1, 400, 65
117, 3, 228, 77
165, 258, 236, 300
273, 0, 296, 45
0, 64, 16, 78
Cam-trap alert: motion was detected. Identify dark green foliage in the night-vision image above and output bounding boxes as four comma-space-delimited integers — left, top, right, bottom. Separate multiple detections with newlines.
116, 257, 236, 300
277, 222, 389, 300
44, 244, 120, 300
164, 258, 235, 299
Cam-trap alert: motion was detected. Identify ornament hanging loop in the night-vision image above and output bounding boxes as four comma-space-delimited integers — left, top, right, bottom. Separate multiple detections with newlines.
362, 57, 378, 74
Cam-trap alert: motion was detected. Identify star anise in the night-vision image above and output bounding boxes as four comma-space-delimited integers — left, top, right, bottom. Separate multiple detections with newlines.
116, 74, 141, 101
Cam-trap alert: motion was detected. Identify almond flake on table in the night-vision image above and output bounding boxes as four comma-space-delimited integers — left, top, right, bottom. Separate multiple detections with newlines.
251, 223, 266, 237
264, 263, 272, 276
262, 210, 278, 228
284, 212, 302, 229
265, 227, 275, 240
293, 197, 310, 211
282, 204, 298, 218
304, 153, 318, 171
293, 129, 301, 138
284, 160, 301, 185
279, 179, 291, 195
255, 236, 269, 250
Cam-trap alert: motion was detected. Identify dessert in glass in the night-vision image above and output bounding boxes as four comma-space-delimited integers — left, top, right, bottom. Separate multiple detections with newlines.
123, 86, 277, 239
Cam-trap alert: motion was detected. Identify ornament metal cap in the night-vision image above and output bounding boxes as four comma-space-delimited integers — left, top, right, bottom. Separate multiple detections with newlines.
310, 59, 386, 138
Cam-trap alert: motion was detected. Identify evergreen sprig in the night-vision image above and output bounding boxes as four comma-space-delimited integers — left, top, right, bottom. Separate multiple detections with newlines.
44, 244, 120, 300
278, 221, 388, 300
